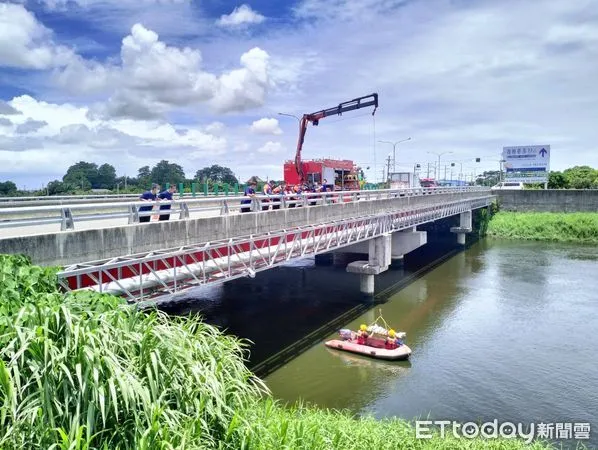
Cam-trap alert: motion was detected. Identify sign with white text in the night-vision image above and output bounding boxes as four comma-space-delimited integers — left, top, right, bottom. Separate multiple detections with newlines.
502, 145, 550, 183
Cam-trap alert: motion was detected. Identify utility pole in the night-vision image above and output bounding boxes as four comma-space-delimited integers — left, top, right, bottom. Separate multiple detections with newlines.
386, 155, 392, 182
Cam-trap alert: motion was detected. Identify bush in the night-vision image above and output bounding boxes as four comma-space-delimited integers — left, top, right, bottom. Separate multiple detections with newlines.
487, 212, 598, 243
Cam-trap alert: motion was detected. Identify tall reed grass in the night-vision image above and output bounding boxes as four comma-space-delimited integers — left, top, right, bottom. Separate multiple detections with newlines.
487, 212, 598, 243
0, 254, 553, 449
0, 255, 266, 449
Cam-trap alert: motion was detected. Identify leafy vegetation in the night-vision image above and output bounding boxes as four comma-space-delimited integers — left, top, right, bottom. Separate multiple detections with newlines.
0, 254, 552, 449
0, 255, 265, 449
474, 165, 598, 189
487, 212, 598, 243
227, 398, 551, 450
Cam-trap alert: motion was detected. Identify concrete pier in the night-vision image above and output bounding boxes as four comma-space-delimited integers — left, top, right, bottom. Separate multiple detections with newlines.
450, 210, 472, 245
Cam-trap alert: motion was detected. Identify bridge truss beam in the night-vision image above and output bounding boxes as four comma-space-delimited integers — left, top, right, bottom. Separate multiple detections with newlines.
57, 196, 493, 301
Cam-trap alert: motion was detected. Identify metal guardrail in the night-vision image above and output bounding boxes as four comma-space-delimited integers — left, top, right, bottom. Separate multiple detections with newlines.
0, 192, 244, 208
0, 186, 491, 232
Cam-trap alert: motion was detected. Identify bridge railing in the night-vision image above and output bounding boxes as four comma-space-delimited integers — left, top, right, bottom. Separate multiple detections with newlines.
0, 186, 491, 232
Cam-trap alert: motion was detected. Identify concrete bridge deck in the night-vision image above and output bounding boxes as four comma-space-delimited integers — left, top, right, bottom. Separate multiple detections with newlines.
0, 187, 495, 300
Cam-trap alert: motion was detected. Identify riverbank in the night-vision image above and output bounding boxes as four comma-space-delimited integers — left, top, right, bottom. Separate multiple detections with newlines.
487, 211, 598, 243
0, 254, 551, 449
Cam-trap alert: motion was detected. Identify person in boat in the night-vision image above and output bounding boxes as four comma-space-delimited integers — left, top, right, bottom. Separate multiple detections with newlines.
356, 324, 373, 345
385, 329, 402, 349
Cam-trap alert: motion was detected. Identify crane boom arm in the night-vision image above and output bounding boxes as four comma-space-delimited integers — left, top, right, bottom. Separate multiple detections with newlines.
294, 93, 379, 184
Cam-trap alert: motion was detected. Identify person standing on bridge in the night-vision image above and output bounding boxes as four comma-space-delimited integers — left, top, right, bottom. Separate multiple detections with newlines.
158, 184, 177, 221
261, 180, 274, 211
241, 181, 257, 213
271, 181, 286, 210
139, 183, 160, 223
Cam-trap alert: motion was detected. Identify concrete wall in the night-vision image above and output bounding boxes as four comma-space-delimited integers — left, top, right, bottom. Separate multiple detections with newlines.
0, 191, 492, 267
495, 189, 598, 212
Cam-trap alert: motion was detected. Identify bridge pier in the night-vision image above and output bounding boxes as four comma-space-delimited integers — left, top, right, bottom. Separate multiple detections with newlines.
346, 233, 392, 297
450, 210, 473, 245
344, 227, 428, 296
391, 226, 427, 263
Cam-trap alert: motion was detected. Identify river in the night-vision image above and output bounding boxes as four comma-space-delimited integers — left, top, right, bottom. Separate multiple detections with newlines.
167, 238, 598, 448
264, 239, 598, 449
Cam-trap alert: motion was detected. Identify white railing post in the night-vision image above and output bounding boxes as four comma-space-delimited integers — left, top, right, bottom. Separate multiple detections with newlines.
60, 208, 74, 231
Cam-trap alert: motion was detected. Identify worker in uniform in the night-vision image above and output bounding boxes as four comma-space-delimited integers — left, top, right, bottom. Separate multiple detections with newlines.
385, 329, 401, 349
241, 181, 257, 213
356, 324, 371, 345
262, 180, 274, 211
292, 184, 303, 207
271, 181, 286, 210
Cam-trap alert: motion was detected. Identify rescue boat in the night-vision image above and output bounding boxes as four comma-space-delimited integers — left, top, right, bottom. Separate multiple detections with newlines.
325, 332, 411, 360
324, 312, 412, 361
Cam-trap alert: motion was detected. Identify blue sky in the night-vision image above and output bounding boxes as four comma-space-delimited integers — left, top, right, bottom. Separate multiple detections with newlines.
1, 0, 597, 189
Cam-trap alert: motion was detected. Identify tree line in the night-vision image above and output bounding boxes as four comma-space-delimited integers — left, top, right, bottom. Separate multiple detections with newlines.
1, 162, 597, 197
475, 165, 598, 189
0, 161, 241, 196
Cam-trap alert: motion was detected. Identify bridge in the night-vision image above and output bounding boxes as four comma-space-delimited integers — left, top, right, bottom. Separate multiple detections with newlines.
0, 187, 495, 301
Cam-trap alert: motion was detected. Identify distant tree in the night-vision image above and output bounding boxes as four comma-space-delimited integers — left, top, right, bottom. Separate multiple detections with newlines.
0, 180, 17, 196
47, 180, 72, 195
150, 160, 186, 186
63, 161, 99, 190
563, 166, 598, 189
96, 163, 117, 189
475, 170, 501, 187
137, 166, 151, 189
548, 171, 569, 189
194, 165, 238, 185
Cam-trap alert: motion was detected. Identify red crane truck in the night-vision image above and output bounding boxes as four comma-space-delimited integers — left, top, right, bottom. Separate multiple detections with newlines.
283, 93, 379, 191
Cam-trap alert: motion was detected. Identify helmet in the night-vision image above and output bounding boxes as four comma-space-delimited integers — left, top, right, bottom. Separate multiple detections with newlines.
359, 324, 367, 331
388, 329, 396, 337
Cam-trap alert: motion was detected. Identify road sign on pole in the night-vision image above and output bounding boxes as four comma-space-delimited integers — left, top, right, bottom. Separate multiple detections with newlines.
502, 145, 550, 183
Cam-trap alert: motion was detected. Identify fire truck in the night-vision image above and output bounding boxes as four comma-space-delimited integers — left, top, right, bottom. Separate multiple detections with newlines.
284, 93, 378, 191
283, 158, 362, 191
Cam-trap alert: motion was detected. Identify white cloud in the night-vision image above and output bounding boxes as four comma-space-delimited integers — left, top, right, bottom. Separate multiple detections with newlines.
58, 23, 271, 119
0, 95, 228, 181
217, 4, 265, 27
205, 121, 225, 135
15, 119, 48, 134
0, 100, 21, 115
250, 118, 282, 135
257, 141, 284, 154
2, 0, 598, 189
0, 3, 76, 69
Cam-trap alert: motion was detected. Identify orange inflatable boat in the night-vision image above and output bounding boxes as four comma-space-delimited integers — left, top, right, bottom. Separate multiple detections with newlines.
325, 327, 412, 361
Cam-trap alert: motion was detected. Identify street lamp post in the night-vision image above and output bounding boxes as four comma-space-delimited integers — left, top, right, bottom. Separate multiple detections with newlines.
427, 151, 453, 181
378, 137, 411, 174
278, 112, 301, 124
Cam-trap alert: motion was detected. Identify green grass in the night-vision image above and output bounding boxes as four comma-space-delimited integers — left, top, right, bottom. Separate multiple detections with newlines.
229, 398, 551, 450
0, 254, 553, 449
487, 212, 598, 243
